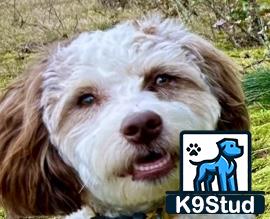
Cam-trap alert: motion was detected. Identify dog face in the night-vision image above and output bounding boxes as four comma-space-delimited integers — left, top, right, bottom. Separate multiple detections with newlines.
0, 16, 249, 216
41, 17, 222, 214
217, 139, 244, 158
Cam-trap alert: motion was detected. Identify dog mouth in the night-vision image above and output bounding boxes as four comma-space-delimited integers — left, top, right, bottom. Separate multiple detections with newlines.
127, 150, 176, 181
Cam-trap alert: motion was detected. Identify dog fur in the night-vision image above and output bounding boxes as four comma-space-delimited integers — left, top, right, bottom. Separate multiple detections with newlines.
0, 15, 251, 219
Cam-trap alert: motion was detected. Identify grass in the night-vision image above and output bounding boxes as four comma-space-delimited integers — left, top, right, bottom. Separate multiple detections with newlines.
250, 104, 270, 219
246, 69, 270, 218
0, 1, 269, 219
0, 209, 4, 219
244, 69, 270, 105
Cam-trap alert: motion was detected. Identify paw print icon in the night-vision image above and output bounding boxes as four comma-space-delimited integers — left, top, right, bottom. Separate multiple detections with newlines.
186, 143, 201, 156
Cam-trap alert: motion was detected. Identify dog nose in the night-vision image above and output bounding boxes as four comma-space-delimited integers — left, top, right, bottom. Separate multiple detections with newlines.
121, 111, 162, 144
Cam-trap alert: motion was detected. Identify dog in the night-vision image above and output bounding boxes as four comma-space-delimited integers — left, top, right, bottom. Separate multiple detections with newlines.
0, 15, 253, 219
190, 138, 244, 192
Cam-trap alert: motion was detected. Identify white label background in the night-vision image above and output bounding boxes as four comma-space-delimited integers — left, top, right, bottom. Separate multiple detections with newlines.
182, 134, 249, 191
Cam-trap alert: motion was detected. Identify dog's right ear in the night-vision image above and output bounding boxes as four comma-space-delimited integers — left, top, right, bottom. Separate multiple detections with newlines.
0, 56, 83, 216
181, 35, 250, 131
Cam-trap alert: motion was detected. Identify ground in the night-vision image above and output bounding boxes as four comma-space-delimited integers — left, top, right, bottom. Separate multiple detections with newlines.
0, 0, 269, 218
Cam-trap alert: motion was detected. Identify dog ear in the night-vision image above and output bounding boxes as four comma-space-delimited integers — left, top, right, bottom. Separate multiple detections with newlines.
216, 139, 227, 150
0, 57, 83, 216
182, 35, 250, 130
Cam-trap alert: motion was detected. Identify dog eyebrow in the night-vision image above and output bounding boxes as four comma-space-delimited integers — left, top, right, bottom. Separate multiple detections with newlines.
56, 86, 102, 131
142, 65, 179, 87
142, 65, 205, 91
143, 66, 169, 83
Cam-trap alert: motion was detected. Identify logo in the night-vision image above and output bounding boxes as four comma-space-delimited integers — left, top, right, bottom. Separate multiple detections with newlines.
166, 131, 265, 215
183, 134, 248, 192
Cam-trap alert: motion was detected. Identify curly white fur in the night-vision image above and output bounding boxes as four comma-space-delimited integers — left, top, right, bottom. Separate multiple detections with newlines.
38, 15, 253, 219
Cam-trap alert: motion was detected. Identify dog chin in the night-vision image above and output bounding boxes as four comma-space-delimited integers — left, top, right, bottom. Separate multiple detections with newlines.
87, 166, 179, 215
82, 146, 179, 215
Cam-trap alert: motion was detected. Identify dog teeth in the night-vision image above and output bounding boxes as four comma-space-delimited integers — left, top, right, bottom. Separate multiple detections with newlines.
134, 153, 171, 172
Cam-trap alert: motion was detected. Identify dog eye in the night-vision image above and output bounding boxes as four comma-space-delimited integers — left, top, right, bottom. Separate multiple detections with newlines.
230, 144, 234, 147
155, 74, 174, 86
77, 94, 95, 106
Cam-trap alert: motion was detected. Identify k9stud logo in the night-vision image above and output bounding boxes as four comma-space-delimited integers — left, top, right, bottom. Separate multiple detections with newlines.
166, 131, 265, 215
183, 133, 248, 192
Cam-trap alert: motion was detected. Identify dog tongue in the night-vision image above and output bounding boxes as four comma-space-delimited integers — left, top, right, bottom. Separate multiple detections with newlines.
132, 152, 175, 181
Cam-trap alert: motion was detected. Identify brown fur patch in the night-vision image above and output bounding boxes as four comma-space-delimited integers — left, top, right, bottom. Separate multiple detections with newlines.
143, 26, 156, 35
143, 65, 206, 100
0, 57, 83, 216
182, 36, 249, 130
56, 86, 107, 136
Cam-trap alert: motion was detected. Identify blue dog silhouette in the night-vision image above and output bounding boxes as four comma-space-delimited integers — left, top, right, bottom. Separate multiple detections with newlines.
190, 138, 243, 192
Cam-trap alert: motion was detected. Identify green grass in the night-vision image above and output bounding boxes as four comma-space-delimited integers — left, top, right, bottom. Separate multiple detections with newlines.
244, 69, 270, 105
245, 69, 270, 218
0, 209, 4, 219
251, 106, 270, 219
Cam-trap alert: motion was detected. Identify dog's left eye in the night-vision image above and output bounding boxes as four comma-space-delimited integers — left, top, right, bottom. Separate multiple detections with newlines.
77, 94, 95, 107
155, 74, 174, 86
